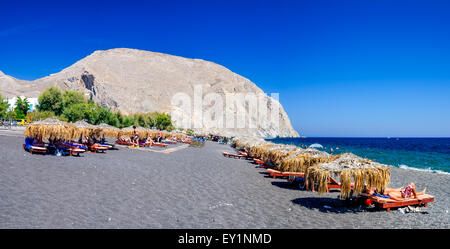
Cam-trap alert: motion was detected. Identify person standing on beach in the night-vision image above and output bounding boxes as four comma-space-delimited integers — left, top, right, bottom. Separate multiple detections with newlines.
132, 126, 139, 148
156, 131, 163, 143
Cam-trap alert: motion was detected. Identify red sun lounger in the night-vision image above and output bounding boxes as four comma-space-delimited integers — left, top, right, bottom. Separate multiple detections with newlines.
222, 152, 245, 159
68, 148, 86, 156
267, 169, 304, 179
23, 144, 47, 155
152, 142, 168, 147
116, 140, 132, 145
89, 145, 108, 153
360, 193, 435, 212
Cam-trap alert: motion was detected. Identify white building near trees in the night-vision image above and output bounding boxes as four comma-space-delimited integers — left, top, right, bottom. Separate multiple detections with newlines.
6, 96, 39, 112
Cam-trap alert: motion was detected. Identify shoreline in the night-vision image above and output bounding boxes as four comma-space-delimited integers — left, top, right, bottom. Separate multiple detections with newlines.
268, 137, 450, 175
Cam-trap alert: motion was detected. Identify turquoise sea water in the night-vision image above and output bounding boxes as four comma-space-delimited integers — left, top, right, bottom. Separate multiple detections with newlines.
268, 137, 450, 174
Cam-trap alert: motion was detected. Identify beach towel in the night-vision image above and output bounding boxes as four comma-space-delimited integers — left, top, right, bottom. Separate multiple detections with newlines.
373, 193, 391, 199
63, 143, 87, 150
25, 138, 34, 150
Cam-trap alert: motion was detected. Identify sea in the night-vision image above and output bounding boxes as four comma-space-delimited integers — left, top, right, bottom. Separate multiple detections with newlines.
268, 137, 450, 174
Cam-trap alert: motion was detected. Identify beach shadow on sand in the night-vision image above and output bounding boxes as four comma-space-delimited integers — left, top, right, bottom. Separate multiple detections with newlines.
270, 180, 342, 192
291, 197, 377, 213
270, 181, 300, 190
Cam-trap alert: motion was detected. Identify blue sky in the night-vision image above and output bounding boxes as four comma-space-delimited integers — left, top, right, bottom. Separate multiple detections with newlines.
1, 0, 449, 137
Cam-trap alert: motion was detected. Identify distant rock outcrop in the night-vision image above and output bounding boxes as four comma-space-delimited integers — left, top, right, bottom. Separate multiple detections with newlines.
0, 48, 299, 138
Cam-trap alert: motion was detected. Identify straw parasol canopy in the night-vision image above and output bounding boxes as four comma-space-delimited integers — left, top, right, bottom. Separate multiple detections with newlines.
24, 117, 79, 140
120, 126, 152, 138
278, 148, 334, 173
97, 123, 121, 138
305, 153, 391, 199
73, 120, 103, 139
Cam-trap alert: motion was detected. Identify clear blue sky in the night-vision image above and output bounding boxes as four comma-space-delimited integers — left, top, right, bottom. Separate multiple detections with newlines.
1, 0, 449, 137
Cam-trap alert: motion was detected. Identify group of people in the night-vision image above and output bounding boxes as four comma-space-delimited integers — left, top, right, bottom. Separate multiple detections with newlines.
118, 126, 164, 148
25, 133, 113, 156
209, 135, 229, 144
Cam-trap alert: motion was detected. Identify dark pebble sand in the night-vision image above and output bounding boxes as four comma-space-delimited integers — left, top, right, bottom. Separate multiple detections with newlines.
0, 130, 449, 228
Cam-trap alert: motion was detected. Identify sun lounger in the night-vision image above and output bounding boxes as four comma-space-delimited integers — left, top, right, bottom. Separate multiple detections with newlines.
63, 143, 87, 150
237, 151, 254, 159
68, 148, 85, 156
89, 145, 108, 153
252, 158, 275, 169
238, 151, 252, 158
116, 140, 131, 145
99, 143, 113, 149
267, 169, 304, 179
327, 176, 349, 190
360, 193, 435, 212
23, 144, 48, 154
222, 151, 245, 159
152, 142, 168, 147
116, 140, 136, 146
61, 143, 86, 156
23, 138, 48, 155
267, 169, 284, 178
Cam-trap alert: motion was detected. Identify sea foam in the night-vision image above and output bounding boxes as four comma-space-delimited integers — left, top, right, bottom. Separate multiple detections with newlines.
399, 164, 450, 175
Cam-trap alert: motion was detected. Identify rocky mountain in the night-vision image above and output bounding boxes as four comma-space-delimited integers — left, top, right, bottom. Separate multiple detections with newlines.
0, 48, 299, 138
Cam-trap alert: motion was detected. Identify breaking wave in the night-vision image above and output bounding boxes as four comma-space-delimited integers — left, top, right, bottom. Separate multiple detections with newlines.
399, 164, 450, 175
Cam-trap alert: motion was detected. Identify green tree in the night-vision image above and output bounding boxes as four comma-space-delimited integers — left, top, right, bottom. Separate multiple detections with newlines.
62, 90, 86, 110
61, 103, 88, 122
146, 112, 159, 128
107, 114, 120, 127
38, 86, 63, 115
155, 112, 172, 130
5, 110, 17, 120
122, 116, 135, 128
83, 103, 101, 124
113, 111, 124, 127
96, 107, 113, 125
166, 124, 175, 132
14, 97, 30, 119
0, 93, 10, 119
135, 113, 147, 127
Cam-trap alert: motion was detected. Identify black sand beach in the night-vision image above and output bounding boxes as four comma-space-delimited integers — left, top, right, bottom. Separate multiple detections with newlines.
0, 130, 449, 228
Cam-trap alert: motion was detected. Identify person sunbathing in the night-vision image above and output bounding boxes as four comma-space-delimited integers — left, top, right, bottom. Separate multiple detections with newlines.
84, 136, 105, 148
144, 136, 155, 146
366, 182, 427, 201
119, 135, 132, 143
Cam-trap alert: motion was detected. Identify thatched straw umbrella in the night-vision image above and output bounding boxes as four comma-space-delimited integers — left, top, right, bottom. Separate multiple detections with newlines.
73, 120, 103, 139
279, 148, 333, 173
121, 126, 151, 138
97, 123, 121, 139
305, 153, 391, 199
24, 117, 79, 140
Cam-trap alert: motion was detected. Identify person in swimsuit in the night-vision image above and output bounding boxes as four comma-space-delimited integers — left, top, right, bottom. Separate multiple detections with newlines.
119, 135, 132, 143
144, 136, 155, 146
132, 126, 139, 148
365, 182, 426, 201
